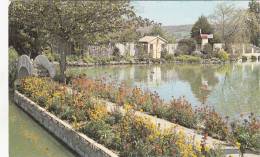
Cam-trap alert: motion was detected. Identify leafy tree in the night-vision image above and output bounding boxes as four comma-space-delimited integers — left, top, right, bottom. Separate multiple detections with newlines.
9, 0, 147, 83
176, 38, 196, 55
210, 3, 251, 51
9, 47, 18, 90
202, 43, 213, 58
191, 15, 213, 44
145, 25, 175, 43
248, 0, 260, 46
9, 1, 48, 58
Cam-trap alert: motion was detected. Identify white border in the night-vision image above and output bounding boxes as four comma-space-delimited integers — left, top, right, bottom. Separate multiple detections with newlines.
0, 0, 9, 157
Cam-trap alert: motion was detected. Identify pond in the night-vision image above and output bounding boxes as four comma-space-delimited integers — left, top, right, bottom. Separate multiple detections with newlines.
9, 100, 77, 157
68, 63, 260, 119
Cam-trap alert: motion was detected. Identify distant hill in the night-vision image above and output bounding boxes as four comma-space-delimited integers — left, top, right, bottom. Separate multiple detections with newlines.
162, 25, 192, 40
138, 24, 192, 41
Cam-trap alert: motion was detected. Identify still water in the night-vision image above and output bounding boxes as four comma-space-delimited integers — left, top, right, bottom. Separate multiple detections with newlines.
9, 100, 77, 157
68, 63, 260, 118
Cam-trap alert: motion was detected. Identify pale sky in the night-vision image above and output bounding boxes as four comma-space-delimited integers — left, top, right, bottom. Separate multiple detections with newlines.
132, 1, 249, 26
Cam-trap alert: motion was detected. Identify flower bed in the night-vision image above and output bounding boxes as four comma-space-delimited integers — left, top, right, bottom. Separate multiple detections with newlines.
70, 77, 260, 155
17, 77, 223, 157
71, 78, 228, 139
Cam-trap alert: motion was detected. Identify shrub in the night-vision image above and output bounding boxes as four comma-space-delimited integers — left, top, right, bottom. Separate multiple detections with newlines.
202, 43, 213, 58
80, 120, 117, 148
136, 44, 149, 61
82, 54, 94, 63
18, 76, 225, 156
60, 106, 75, 122
174, 55, 201, 63
166, 97, 198, 128
163, 54, 175, 61
112, 47, 122, 61
160, 49, 168, 59
251, 56, 257, 62
216, 50, 229, 62
176, 38, 196, 55
93, 56, 113, 64
42, 48, 59, 62
66, 55, 80, 62
9, 47, 18, 90
196, 106, 229, 140
117, 112, 201, 157
242, 56, 248, 62
229, 113, 260, 156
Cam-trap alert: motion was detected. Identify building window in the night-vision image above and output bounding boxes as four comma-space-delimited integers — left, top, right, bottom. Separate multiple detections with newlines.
150, 44, 153, 52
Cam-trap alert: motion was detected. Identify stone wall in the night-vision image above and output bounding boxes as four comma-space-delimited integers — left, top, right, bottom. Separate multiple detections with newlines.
14, 90, 118, 157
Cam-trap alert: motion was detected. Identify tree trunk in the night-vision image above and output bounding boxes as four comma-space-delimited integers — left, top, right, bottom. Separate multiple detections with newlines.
59, 50, 66, 83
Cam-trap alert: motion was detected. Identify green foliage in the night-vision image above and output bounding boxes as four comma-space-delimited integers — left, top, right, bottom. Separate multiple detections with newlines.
176, 38, 196, 55
146, 25, 175, 43
229, 113, 260, 155
248, 0, 260, 46
94, 56, 114, 65
202, 43, 213, 58
80, 120, 117, 148
19, 77, 219, 156
209, 33, 222, 44
112, 47, 123, 61
66, 55, 80, 63
191, 16, 214, 44
42, 48, 59, 62
174, 55, 201, 63
136, 44, 149, 61
160, 49, 168, 59
242, 56, 248, 62
82, 54, 94, 63
9, 0, 150, 83
251, 55, 257, 61
197, 106, 229, 140
164, 98, 198, 128
163, 54, 175, 61
9, 1, 48, 58
9, 47, 18, 90
216, 50, 229, 61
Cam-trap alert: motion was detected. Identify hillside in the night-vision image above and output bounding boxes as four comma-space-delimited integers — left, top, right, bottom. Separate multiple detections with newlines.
162, 25, 192, 40
137, 24, 192, 41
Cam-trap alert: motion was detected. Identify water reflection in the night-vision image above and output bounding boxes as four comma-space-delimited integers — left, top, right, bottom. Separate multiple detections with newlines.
68, 63, 260, 118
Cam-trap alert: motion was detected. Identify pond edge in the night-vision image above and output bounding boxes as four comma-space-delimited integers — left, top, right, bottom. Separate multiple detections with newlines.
14, 90, 118, 157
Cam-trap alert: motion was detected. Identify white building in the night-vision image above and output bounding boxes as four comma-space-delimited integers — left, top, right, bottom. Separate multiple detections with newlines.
139, 36, 167, 59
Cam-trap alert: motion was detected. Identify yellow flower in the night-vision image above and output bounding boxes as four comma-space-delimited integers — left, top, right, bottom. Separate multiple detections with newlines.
235, 142, 241, 149
124, 103, 133, 111
88, 103, 108, 121
205, 146, 210, 152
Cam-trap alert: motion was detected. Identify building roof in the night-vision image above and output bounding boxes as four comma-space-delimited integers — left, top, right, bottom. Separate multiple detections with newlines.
200, 34, 208, 39
139, 36, 167, 43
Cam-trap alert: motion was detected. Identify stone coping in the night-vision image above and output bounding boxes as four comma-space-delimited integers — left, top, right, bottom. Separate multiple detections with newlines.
14, 90, 118, 157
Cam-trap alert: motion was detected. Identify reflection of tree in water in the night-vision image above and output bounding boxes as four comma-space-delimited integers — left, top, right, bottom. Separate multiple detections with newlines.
133, 65, 149, 82
160, 64, 179, 82
174, 64, 219, 104
212, 64, 260, 118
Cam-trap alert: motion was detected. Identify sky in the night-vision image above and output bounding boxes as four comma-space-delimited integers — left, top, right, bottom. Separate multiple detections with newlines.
132, 1, 250, 26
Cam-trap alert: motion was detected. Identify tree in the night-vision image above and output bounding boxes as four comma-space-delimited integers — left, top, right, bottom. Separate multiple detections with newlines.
248, 0, 260, 46
145, 24, 175, 43
9, 0, 146, 83
191, 15, 213, 44
176, 38, 196, 55
9, 1, 48, 58
210, 3, 251, 51
202, 43, 213, 58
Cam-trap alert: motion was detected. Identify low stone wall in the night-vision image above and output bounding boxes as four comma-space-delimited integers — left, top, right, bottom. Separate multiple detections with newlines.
67, 60, 148, 67
14, 90, 118, 157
